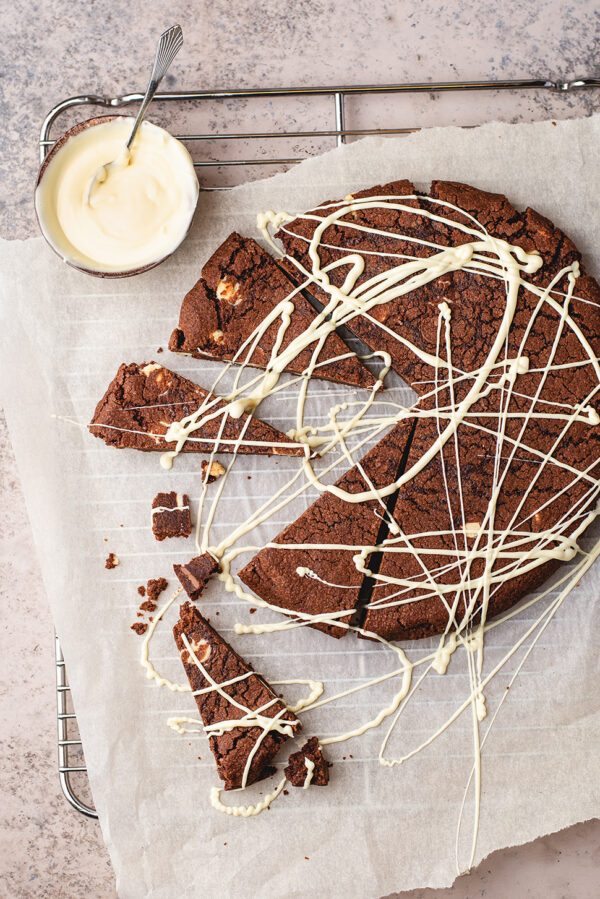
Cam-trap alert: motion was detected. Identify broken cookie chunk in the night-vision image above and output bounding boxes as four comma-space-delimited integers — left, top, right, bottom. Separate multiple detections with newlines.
173, 553, 219, 601
285, 736, 330, 787
152, 492, 192, 541
146, 577, 168, 604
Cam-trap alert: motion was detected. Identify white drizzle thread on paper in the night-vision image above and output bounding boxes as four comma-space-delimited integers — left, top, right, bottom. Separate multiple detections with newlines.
137, 192, 600, 868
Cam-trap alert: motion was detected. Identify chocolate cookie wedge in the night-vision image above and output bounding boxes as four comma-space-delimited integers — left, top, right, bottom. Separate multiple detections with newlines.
238, 417, 415, 637
169, 232, 376, 389
89, 362, 304, 456
275, 179, 435, 381
174, 602, 300, 789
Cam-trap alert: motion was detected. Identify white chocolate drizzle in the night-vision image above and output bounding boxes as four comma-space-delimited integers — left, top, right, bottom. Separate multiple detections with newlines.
302, 757, 315, 789
132, 190, 600, 866
210, 777, 287, 817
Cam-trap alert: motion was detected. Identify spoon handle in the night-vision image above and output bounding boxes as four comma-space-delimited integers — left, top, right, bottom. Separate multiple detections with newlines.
126, 24, 183, 151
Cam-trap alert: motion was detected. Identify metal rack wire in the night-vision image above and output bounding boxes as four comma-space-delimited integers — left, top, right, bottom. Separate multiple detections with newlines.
41, 74, 600, 818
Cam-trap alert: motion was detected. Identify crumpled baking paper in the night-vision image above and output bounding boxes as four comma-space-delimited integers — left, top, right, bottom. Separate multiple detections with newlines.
1, 114, 599, 898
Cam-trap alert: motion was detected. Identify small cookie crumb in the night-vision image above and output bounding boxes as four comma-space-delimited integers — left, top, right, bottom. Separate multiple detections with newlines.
147, 577, 168, 603
201, 460, 226, 484
105, 552, 119, 569
139, 600, 157, 613
132, 578, 168, 633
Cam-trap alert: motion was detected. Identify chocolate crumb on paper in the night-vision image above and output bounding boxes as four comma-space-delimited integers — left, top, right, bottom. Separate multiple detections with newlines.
201, 460, 226, 484
173, 553, 219, 601
131, 578, 169, 636
105, 552, 119, 569
147, 577, 168, 604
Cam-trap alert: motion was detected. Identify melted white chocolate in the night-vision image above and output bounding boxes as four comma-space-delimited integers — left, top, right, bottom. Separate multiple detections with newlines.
36, 119, 198, 273
302, 757, 315, 789
210, 777, 287, 817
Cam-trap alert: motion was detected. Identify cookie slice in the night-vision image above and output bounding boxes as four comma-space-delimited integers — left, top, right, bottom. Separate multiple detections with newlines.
173, 601, 300, 790
238, 417, 415, 637
168, 232, 376, 389
89, 362, 304, 456
361, 417, 570, 641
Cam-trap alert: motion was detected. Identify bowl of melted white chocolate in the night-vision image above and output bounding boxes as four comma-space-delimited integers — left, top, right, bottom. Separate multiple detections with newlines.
35, 115, 199, 277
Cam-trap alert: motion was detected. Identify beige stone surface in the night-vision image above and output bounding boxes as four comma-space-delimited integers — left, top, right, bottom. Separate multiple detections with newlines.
1, 0, 599, 895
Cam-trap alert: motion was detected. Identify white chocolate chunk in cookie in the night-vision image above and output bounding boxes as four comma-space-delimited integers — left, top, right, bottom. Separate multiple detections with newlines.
216, 277, 241, 305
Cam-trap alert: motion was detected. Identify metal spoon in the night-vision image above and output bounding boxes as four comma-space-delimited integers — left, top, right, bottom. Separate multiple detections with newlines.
86, 24, 183, 204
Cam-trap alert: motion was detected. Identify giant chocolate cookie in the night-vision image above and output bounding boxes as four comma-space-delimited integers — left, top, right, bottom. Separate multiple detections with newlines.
240, 180, 600, 641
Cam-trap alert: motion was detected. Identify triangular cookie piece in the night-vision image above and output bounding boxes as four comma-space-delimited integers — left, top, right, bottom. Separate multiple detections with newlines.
168, 232, 376, 389
89, 362, 304, 456
238, 417, 415, 637
173, 601, 300, 790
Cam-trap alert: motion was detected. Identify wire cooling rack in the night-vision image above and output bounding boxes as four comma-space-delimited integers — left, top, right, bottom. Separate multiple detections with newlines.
40, 75, 600, 818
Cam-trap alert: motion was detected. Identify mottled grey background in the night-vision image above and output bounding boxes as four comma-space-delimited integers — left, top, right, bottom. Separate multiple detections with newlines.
1, 0, 599, 896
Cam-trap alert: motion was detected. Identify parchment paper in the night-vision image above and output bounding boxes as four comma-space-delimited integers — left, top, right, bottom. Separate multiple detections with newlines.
2, 116, 600, 898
